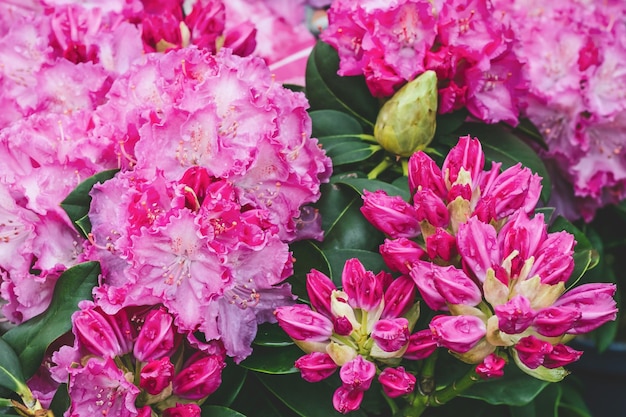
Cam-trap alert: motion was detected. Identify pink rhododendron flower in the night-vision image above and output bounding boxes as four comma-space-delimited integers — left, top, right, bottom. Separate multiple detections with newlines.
295, 352, 338, 382
475, 353, 506, 379
378, 367, 416, 398
140, 357, 175, 395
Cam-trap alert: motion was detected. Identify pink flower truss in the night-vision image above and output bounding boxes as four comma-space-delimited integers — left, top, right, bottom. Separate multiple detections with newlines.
275, 259, 436, 414
321, 0, 527, 124
492, 0, 626, 220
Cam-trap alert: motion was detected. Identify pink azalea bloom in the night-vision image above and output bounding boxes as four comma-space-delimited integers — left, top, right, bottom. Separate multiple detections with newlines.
378, 367, 416, 398
66, 357, 140, 417
494, 295, 535, 334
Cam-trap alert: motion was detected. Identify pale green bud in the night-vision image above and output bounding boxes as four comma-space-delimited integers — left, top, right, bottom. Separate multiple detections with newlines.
374, 70, 438, 157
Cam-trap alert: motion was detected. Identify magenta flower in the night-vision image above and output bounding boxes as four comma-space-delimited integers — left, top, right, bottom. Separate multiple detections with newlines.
172, 351, 226, 400
295, 352, 338, 383
378, 367, 416, 398
475, 353, 506, 379
332, 386, 364, 415
133, 306, 179, 362
162, 403, 202, 417
430, 315, 486, 353
379, 238, 426, 275
274, 305, 334, 342
360, 190, 421, 239
140, 357, 175, 395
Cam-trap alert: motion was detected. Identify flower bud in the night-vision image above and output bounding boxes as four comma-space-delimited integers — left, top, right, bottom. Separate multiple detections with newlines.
72, 305, 125, 358
342, 258, 383, 312
382, 276, 417, 319
408, 151, 447, 197
374, 70, 438, 157
295, 352, 338, 382
403, 329, 438, 360
140, 357, 174, 395
514, 335, 551, 369
333, 386, 364, 414
413, 189, 449, 227
361, 190, 420, 239
429, 315, 486, 353
162, 403, 201, 417
432, 265, 483, 307
533, 306, 580, 337
275, 305, 334, 342
306, 269, 336, 319
172, 352, 225, 400
372, 318, 410, 353
494, 295, 535, 334
339, 356, 376, 391
379, 238, 425, 274
134, 307, 178, 362
425, 228, 457, 262
475, 353, 506, 379
552, 283, 618, 334
442, 136, 484, 187
378, 367, 416, 398
542, 344, 582, 368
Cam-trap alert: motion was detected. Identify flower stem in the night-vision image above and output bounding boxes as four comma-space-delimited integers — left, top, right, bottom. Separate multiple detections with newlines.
367, 158, 394, 179
430, 367, 480, 407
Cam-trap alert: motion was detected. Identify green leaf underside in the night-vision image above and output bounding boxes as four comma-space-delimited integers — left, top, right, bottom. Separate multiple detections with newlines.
2, 261, 100, 379
0, 339, 25, 394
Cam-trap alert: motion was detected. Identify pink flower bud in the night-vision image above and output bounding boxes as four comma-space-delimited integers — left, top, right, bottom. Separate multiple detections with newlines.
514, 335, 552, 369
494, 295, 535, 334
475, 353, 506, 379
442, 135, 484, 186
133, 307, 178, 362
185, 1, 225, 51
404, 329, 438, 360
137, 406, 153, 417
543, 344, 583, 369
430, 315, 486, 353
447, 183, 472, 202
333, 386, 364, 414
413, 189, 449, 227
295, 352, 338, 382
378, 367, 416, 398
274, 305, 333, 342
379, 238, 425, 274
553, 283, 618, 334
341, 258, 384, 311
499, 212, 547, 266
179, 166, 214, 210
172, 352, 225, 400
531, 232, 575, 285
425, 228, 457, 262
409, 261, 448, 311
223, 22, 257, 57
140, 357, 175, 395
372, 318, 410, 352
361, 190, 420, 239
339, 356, 376, 391
408, 151, 447, 197
457, 217, 499, 283
162, 403, 201, 417
72, 305, 125, 358
533, 306, 581, 337
306, 269, 336, 319
382, 276, 416, 319
481, 164, 542, 220
432, 265, 483, 307
333, 316, 354, 336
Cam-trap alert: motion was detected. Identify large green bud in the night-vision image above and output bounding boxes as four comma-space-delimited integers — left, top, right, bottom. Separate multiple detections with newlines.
374, 70, 438, 157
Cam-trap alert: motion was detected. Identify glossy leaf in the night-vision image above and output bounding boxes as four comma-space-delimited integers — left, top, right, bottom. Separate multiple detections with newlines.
462, 365, 549, 406
290, 240, 330, 302
60, 169, 119, 238
256, 373, 368, 417
305, 41, 379, 129
0, 339, 25, 395
319, 137, 381, 165
460, 123, 551, 204
201, 405, 247, 417
229, 374, 297, 417
436, 109, 469, 136
254, 323, 294, 347
49, 384, 69, 417
239, 345, 302, 374
310, 110, 364, 138
333, 177, 411, 201
2, 262, 100, 379
509, 383, 560, 417
207, 360, 248, 408
549, 216, 597, 289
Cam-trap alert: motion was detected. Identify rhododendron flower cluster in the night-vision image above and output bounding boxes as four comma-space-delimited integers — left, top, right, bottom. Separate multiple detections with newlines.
51, 301, 225, 417
363, 136, 617, 381
321, 0, 527, 124
491, 0, 626, 220
275, 258, 437, 414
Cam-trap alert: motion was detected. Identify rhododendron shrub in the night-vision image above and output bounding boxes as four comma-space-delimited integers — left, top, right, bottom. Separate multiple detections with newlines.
320, 0, 527, 124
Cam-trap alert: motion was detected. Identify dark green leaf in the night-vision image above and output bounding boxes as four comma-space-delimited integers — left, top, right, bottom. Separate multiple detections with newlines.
333, 177, 411, 201
290, 240, 330, 301
310, 110, 364, 138
201, 405, 247, 417
535, 207, 555, 223
319, 137, 381, 165
49, 383, 69, 417
229, 374, 297, 417
305, 41, 379, 129
256, 373, 368, 417
254, 323, 294, 347
436, 109, 469, 136
0, 339, 25, 394
324, 249, 387, 287
549, 216, 592, 251
207, 360, 248, 408
460, 123, 551, 204
509, 383, 560, 417
463, 365, 549, 406
2, 262, 100, 379
549, 216, 597, 289
558, 382, 592, 417
60, 169, 119, 238
239, 345, 302, 374
514, 118, 548, 149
